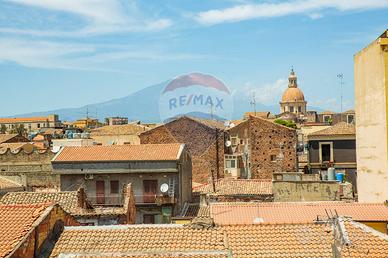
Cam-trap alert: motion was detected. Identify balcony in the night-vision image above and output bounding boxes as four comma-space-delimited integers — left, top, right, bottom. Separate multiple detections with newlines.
134, 194, 176, 206
88, 195, 123, 206
87, 194, 176, 206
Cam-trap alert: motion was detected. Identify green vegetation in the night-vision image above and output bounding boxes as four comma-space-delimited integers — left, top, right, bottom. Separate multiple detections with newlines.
274, 119, 297, 129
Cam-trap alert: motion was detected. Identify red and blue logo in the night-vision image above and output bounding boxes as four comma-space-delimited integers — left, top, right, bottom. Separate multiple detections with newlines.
159, 72, 233, 122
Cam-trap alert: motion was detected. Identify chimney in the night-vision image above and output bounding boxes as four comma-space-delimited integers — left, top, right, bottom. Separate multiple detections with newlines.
77, 187, 86, 209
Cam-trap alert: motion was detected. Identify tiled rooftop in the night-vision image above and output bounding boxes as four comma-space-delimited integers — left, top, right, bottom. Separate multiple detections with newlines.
0, 177, 23, 191
0, 203, 50, 257
0, 117, 49, 123
50, 219, 388, 257
0, 134, 19, 144
193, 179, 273, 196
0, 191, 128, 217
52, 143, 184, 163
209, 202, 388, 225
90, 123, 149, 136
1, 191, 84, 215
221, 218, 388, 257
50, 225, 228, 257
309, 122, 355, 137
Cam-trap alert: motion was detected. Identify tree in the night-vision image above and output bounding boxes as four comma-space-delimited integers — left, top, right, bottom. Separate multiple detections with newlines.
0, 124, 6, 134
16, 124, 27, 136
274, 119, 297, 129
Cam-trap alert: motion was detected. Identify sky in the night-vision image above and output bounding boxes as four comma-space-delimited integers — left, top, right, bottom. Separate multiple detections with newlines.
0, 0, 387, 117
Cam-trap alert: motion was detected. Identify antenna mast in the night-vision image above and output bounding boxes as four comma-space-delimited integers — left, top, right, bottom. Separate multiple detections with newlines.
250, 92, 257, 116
337, 74, 344, 115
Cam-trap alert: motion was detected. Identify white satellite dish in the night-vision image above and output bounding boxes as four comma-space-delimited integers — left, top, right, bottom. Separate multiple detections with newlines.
51, 146, 61, 153
229, 123, 235, 128
224, 121, 230, 127
160, 183, 169, 193
225, 140, 232, 147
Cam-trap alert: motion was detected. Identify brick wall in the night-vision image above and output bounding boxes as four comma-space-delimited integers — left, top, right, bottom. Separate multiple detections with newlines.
248, 116, 297, 179
12, 205, 79, 258
0, 149, 59, 189
140, 117, 224, 183
227, 116, 297, 179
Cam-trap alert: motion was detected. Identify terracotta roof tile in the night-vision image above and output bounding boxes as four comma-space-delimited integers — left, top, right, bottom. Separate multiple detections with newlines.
0, 117, 49, 123
309, 122, 355, 137
50, 225, 228, 257
209, 202, 388, 225
0, 177, 23, 191
0, 134, 19, 144
193, 179, 273, 196
222, 219, 388, 257
52, 143, 183, 163
1, 191, 83, 215
90, 124, 150, 136
0, 203, 51, 257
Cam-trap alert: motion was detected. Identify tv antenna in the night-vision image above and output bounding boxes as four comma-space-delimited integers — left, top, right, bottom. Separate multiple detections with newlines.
337, 74, 344, 114
250, 92, 257, 116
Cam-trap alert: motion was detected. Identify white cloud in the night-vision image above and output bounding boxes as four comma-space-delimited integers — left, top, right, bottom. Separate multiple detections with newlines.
0, 38, 207, 70
1, 0, 172, 36
243, 78, 288, 105
195, 0, 388, 25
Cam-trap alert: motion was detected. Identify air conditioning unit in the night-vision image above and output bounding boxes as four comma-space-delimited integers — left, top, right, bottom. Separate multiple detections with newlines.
84, 174, 94, 180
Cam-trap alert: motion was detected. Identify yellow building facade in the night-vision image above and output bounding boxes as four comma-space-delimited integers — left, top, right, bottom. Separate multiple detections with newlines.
354, 30, 388, 202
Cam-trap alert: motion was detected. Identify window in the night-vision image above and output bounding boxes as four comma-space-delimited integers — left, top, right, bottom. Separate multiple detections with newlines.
143, 180, 158, 203
37, 123, 40, 128
110, 180, 119, 194
323, 115, 332, 124
347, 114, 354, 124
231, 137, 238, 146
319, 142, 333, 163
143, 214, 155, 224
289, 106, 294, 113
298, 106, 302, 113
225, 159, 236, 168
270, 155, 277, 162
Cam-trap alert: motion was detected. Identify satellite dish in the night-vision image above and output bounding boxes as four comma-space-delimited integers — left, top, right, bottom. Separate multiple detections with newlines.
224, 121, 230, 127
225, 140, 232, 147
51, 146, 61, 153
160, 183, 169, 193
229, 123, 235, 128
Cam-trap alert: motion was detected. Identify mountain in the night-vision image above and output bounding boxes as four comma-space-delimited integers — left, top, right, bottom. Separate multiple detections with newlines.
12, 81, 322, 122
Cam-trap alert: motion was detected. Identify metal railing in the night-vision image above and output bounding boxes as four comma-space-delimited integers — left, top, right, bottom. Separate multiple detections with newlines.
134, 194, 176, 205
88, 195, 123, 206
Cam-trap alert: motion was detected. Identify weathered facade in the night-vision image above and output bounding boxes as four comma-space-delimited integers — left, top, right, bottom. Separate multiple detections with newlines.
272, 172, 353, 202
0, 147, 59, 190
355, 30, 388, 203
225, 115, 297, 179
0, 114, 61, 133
140, 116, 225, 184
52, 144, 192, 224
1, 185, 136, 226
307, 122, 357, 189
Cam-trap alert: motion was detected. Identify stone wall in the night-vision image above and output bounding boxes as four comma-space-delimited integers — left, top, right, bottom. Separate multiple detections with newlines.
273, 181, 341, 202
249, 116, 297, 179
0, 149, 59, 189
227, 116, 297, 179
140, 117, 224, 183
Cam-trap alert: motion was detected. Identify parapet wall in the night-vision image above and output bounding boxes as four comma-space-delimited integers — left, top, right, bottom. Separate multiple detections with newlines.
0, 148, 59, 189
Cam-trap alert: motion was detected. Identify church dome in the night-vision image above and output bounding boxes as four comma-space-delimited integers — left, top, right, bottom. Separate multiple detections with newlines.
281, 69, 306, 102
282, 87, 305, 102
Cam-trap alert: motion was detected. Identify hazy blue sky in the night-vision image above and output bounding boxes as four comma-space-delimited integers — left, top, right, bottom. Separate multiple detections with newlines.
0, 0, 387, 116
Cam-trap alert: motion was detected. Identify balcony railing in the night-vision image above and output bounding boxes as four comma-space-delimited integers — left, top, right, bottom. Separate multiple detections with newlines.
88, 195, 123, 206
134, 194, 176, 205
88, 194, 176, 206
